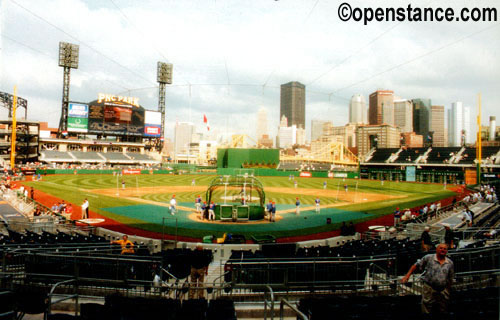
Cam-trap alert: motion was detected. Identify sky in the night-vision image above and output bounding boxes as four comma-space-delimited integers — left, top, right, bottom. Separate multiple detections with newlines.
0, 0, 499, 142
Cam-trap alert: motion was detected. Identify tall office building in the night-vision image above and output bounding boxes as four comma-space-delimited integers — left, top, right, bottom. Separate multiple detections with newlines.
349, 94, 366, 124
430, 105, 446, 147
356, 124, 401, 157
311, 120, 332, 141
394, 99, 413, 133
256, 107, 268, 140
277, 125, 297, 148
412, 99, 432, 140
463, 107, 472, 144
280, 81, 305, 129
174, 122, 195, 156
369, 90, 394, 125
448, 102, 472, 147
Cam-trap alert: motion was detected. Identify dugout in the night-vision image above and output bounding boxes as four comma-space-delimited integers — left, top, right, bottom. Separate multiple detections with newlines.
205, 174, 265, 221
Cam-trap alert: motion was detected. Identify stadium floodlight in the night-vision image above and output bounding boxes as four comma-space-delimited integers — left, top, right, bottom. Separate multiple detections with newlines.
157, 62, 173, 148
157, 62, 173, 84
58, 42, 79, 69
58, 42, 80, 136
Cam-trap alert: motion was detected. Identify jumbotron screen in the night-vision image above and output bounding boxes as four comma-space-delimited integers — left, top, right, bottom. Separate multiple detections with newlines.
67, 94, 161, 137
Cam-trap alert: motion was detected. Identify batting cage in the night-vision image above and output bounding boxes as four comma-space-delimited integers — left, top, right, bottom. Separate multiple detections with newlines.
205, 174, 266, 221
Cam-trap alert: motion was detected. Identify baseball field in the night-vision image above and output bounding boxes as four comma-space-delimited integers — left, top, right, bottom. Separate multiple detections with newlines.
24, 174, 457, 241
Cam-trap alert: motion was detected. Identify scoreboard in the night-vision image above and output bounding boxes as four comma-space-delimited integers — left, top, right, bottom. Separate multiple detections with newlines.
67, 94, 162, 137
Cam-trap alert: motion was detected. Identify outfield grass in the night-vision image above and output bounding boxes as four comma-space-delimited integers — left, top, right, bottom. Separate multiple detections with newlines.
25, 174, 455, 239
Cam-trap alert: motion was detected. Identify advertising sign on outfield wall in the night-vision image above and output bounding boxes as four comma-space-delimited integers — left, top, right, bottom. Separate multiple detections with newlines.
122, 169, 141, 175
406, 166, 416, 182
299, 172, 312, 177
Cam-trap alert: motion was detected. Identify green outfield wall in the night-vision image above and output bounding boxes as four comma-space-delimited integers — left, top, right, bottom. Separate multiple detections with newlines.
217, 148, 280, 168
216, 168, 359, 178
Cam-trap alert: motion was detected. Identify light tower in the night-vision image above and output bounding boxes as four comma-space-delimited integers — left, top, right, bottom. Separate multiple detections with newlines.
157, 62, 173, 143
58, 42, 79, 136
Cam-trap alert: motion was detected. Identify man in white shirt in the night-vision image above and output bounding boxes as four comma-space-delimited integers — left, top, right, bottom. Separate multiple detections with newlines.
81, 199, 89, 219
170, 195, 177, 215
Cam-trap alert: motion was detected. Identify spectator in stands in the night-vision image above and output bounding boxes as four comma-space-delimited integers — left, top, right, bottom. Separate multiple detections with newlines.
403, 208, 412, 221
111, 235, 135, 255
442, 223, 454, 249
59, 200, 67, 213
421, 226, 433, 252
401, 244, 454, 315
30, 187, 34, 200
189, 244, 211, 299
462, 205, 473, 227
422, 205, 429, 216
33, 206, 42, 217
430, 203, 437, 216
81, 198, 89, 219
51, 202, 59, 213
483, 229, 498, 239
65, 204, 73, 217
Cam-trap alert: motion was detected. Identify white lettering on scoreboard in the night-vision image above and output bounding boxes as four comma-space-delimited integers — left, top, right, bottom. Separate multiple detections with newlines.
97, 93, 139, 107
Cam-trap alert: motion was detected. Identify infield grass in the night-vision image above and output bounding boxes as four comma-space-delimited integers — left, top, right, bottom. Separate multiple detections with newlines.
25, 174, 455, 238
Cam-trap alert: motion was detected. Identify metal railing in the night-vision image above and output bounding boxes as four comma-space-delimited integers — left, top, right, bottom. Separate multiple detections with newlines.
279, 298, 307, 320
46, 279, 79, 320
263, 285, 274, 320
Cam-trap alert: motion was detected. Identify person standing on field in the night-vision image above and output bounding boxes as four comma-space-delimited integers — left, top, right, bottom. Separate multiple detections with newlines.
81, 198, 89, 219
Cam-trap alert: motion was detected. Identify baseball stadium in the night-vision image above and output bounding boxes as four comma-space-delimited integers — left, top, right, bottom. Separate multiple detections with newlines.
0, 36, 498, 320
1, 126, 499, 318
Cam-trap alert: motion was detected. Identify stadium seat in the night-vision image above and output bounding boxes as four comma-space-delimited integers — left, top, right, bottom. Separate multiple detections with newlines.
80, 303, 109, 320
207, 299, 236, 320
179, 299, 208, 320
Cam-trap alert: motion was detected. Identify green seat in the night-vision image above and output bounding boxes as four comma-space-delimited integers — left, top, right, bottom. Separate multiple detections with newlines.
203, 235, 214, 244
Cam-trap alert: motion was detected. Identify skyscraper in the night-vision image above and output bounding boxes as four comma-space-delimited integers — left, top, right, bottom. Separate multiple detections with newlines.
369, 90, 394, 125
277, 115, 297, 149
311, 120, 331, 141
448, 102, 471, 146
280, 81, 305, 129
174, 122, 195, 156
412, 98, 431, 139
394, 99, 413, 133
463, 106, 472, 144
430, 105, 446, 147
349, 94, 366, 124
256, 107, 268, 140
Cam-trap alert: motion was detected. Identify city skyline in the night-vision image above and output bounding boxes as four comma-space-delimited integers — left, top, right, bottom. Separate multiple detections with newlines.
0, 0, 499, 142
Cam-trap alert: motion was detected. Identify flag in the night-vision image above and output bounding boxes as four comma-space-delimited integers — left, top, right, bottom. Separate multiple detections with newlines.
203, 114, 210, 131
